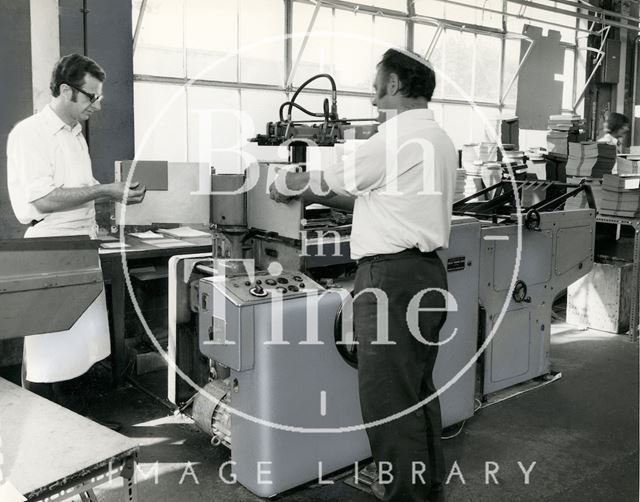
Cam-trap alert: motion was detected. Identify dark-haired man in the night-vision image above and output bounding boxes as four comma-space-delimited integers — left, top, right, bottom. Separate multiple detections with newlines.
7, 54, 145, 408
270, 48, 457, 501
597, 111, 630, 155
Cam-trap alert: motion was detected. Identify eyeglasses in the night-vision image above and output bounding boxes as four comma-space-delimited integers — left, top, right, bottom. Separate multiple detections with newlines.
64, 82, 103, 104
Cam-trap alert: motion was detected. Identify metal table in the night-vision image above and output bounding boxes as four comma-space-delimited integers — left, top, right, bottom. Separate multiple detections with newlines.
595, 214, 640, 341
0, 377, 138, 501
99, 236, 211, 386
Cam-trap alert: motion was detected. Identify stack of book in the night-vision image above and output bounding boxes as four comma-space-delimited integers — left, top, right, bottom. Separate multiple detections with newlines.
454, 168, 466, 201
547, 114, 586, 156
599, 174, 640, 218
616, 155, 640, 175
565, 142, 617, 178
478, 142, 498, 163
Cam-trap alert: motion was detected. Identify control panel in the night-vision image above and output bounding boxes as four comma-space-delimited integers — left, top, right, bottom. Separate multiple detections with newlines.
200, 271, 323, 306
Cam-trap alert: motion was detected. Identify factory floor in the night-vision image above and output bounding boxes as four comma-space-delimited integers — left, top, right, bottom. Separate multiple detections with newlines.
4, 322, 639, 502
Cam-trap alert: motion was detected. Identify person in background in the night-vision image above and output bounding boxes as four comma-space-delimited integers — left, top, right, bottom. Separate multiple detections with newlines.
598, 112, 630, 154
6, 54, 146, 422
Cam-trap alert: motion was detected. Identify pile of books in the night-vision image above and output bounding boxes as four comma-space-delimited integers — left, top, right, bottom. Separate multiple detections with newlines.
616, 155, 640, 175
565, 142, 617, 178
599, 174, 640, 218
461, 143, 498, 174
454, 168, 466, 201
547, 114, 586, 156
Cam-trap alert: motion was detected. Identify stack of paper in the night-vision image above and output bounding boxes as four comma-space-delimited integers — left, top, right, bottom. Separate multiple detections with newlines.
478, 142, 498, 163
565, 142, 617, 178
157, 227, 210, 238
454, 168, 466, 201
464, 175, 485, 200
599, 174, 640, 217
547, 114, 585, 156
616, 155, 640, 175
548, 114, 583, 131
461, 143, 498, 175
129, 230, 164, 239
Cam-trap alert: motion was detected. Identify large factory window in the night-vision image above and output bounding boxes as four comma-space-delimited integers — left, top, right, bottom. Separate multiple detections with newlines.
502, 37, 521, 107
239, 0, 285, 84
185, 0, 239, 82
506, 0, 578, 43
131, 0, 586, 164
474, 35, 502, 103
133, 82, 188, 161
291, 4, 405, 92
186, 86, 242, 172
290, 3, 335, 85
133, 0, 184, 78
413, 0, 504, 29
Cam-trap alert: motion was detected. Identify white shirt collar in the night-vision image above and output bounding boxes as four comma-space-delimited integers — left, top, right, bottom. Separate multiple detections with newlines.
41, 104, 83, 136
377, 108, 434, 133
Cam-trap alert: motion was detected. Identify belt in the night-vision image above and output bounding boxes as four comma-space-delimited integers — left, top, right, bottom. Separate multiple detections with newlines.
357, 248, 440, 265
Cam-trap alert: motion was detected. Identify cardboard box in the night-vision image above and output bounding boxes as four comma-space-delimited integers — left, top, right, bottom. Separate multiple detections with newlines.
567, 261, 633, 333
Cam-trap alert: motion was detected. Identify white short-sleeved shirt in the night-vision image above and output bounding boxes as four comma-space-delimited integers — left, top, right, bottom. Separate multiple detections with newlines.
323, 108, 458, 260
7, 104, 99, 237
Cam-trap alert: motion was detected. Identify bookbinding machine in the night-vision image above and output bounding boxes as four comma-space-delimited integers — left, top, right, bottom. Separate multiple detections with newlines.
166, 75, 596, 497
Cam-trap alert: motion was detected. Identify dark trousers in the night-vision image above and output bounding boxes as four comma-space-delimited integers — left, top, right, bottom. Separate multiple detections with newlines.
354, 249, 447, 502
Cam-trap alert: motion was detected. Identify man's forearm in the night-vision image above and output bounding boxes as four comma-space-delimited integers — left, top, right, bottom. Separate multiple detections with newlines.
32, 185, 108, 213
285, 171, 331, 198
284, 171, 355, 211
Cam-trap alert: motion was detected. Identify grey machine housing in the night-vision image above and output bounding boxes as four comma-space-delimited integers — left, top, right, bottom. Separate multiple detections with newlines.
197, 217, 481, 497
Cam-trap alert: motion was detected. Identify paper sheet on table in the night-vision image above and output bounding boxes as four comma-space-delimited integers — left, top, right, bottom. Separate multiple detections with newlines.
147, 238, 197, 248
128, 231, 164, 239
157, 227, 210, 238
100, 242, 131, 249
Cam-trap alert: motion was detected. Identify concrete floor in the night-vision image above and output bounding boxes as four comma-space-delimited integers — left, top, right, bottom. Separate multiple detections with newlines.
17, 322, 639, 502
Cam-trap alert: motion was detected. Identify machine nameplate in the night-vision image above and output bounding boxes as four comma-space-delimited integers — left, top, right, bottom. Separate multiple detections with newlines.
447, 256, 466, 272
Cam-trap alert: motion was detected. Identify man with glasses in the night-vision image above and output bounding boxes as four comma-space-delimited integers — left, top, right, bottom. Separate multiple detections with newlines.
7, 54, 146, 419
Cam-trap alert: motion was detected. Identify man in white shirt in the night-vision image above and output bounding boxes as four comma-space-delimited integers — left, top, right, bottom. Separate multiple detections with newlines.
270, 49, 457, 502
7, 54, 146, 408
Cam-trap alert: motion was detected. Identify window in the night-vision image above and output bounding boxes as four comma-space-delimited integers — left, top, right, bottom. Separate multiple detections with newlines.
134, 82, 187, 161
506, 0, 577, 43
132, 0, 587, 162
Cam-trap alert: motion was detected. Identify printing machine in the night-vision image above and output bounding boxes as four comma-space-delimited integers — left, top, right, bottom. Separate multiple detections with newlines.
169, 162, 481, 497
166, 77, 596, 496
453, 180, 596, 395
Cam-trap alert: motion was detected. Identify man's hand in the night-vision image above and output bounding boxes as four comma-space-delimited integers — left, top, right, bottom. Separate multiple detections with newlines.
107, 181, 147, 205
269, 171, 297, 204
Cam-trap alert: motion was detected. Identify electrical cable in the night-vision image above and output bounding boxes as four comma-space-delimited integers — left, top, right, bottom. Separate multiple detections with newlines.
278, 101, 327, 122
441, 419, 466, 440
287, 73, 338, 122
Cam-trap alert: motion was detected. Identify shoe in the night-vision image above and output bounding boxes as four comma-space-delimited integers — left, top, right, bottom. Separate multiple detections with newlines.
370, 480, 385, 501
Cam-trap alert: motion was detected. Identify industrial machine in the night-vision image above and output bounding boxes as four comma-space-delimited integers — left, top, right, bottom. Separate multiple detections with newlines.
167, 75, 596, 497
453, 180, 596, 395
169, 164, 481, 497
